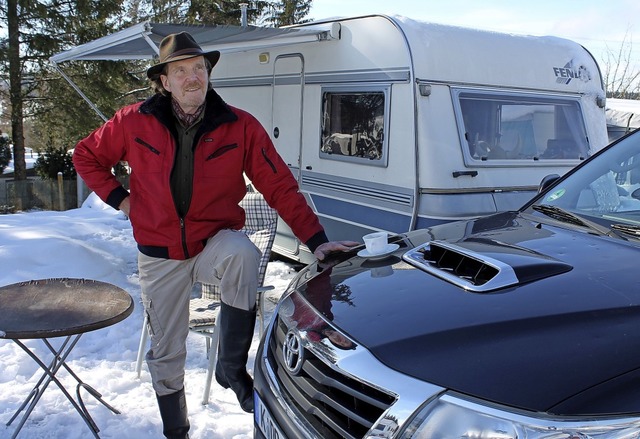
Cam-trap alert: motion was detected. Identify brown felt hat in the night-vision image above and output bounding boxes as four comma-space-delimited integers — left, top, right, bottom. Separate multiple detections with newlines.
146, 32, 220, 79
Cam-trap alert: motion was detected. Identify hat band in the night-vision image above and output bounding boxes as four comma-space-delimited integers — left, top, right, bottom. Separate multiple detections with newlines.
163, 48, 204, 63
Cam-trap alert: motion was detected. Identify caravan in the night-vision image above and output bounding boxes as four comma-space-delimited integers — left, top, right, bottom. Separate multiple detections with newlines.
605, 97, 640, 142
51, 15, 609, 263
212, 15, 609, 261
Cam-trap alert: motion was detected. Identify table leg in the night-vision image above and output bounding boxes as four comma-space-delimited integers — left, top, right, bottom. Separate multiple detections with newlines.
6, 335, 120, 438
43, 339, 121, 417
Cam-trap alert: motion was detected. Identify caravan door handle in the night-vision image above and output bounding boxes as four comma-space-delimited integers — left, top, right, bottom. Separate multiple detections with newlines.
452, 170, 478, 178
306, 166, 312, 170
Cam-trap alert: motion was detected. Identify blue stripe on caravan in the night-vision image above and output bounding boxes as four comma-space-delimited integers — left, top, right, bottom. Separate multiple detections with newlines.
415, 216, 452, 230
310, 194, 411, 232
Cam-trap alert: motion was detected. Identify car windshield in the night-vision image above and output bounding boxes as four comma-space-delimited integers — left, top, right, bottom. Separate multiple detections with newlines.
527, 130, 640, 234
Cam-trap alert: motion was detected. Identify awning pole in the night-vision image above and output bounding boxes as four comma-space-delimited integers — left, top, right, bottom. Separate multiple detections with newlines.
141, 32, 160, 55
51, 61, 108, 207
51, 61, 109, 122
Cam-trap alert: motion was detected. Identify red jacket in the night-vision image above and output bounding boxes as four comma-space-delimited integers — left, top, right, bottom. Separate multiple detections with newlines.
73, 90, 327, 260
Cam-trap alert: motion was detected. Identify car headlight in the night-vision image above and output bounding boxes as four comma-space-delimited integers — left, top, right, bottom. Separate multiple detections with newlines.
398, 393, 640, 438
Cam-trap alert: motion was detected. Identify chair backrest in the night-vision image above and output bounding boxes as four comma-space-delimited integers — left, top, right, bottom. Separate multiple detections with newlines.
239, 191, 278, 284
201, 192, 277, 300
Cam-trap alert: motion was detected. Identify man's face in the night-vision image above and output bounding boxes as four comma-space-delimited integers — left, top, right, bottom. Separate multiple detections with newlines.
160, 56, 209, 113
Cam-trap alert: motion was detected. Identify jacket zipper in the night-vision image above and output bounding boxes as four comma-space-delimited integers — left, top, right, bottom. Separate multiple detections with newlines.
206, 143, 238, 160
134, 137, 161, 155
180, 217, 189, 259
261, 148, 277, 173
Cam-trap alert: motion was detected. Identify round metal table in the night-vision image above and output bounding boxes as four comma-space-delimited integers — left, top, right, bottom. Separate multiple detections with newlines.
0, 278, 134, 438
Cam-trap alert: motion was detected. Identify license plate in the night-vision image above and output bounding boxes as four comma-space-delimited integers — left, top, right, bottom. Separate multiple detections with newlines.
255, 390, 286, 439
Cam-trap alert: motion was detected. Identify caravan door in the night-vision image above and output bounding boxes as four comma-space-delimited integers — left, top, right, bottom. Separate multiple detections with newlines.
271, 54, 305, 258
272, 54, 304, 177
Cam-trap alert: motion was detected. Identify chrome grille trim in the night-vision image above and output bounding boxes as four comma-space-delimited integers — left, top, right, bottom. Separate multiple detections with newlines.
271, 317, 392, 438
260, 296, 445, 439
304, 358, 392, 411
402, 240, 520, 292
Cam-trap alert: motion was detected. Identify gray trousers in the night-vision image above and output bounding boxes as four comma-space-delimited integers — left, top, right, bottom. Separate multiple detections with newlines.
138, 229, 261, 396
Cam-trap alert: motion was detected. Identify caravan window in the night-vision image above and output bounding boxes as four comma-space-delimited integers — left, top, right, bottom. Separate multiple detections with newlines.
320, 87, 388, 166
453, 89, 590, 165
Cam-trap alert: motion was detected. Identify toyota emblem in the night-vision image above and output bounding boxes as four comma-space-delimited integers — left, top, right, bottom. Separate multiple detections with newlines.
283, 329, 304, 375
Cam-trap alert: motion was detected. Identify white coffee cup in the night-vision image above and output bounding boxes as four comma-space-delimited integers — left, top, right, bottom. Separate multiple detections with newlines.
371, 265, 394, 278
363, 231, 388, 255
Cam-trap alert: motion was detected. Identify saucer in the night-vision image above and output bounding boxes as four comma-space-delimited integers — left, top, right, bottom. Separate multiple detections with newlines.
357, 243, 399, 260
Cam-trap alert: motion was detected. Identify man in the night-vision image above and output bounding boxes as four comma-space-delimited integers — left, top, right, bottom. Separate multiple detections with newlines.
73, 32, 357, 439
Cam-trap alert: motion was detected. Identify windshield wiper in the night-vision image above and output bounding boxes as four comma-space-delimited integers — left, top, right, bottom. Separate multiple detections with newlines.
532, 204, 591, 227
611, 223, 640, 238
531, 204, 617, 237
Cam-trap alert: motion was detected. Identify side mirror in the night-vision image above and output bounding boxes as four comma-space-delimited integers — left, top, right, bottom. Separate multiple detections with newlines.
538, 174, 560, 193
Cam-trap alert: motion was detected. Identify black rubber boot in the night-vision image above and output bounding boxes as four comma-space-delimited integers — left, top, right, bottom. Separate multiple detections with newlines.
215, 301, 256, 413
156, 388, 190, 439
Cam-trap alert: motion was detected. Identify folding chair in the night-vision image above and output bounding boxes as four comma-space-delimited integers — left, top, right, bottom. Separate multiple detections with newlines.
135, 191, 278, 405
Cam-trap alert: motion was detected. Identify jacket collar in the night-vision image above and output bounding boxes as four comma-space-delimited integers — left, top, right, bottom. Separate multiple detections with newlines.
139, 89, 238, 133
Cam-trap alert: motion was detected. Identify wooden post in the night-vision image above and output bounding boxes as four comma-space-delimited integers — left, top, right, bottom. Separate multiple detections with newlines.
57, 172, 64, 211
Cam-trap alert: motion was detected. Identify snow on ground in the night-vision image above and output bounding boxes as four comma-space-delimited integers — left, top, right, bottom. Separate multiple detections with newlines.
0, 193, 298, 438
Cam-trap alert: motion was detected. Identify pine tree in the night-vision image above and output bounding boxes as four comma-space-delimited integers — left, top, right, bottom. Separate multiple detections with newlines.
263, 0, 312, 27
0, 0, 126, 179
0, 132, 11, 174
143, 0, 313, 27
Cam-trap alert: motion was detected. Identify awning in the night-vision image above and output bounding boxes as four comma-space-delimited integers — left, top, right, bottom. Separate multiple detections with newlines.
49, 20, 334, 120
50, 21, 330, 63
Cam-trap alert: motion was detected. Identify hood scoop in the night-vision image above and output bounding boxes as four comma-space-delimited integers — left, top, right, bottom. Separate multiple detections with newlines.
402, 239, 572, 292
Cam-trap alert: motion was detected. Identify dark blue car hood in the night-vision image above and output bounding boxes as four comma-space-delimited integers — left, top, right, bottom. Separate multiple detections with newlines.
295, 212, 640, 415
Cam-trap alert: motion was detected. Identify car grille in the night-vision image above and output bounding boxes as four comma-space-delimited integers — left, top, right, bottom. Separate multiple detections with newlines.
266, 315, 397, 439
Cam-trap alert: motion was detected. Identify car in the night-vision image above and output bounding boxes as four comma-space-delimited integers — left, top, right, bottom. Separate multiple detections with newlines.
253, 128, 640, 439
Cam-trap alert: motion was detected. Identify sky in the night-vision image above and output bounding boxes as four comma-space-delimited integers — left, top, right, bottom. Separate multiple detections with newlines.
0, 193, 297, 438
308, 0, 640, 70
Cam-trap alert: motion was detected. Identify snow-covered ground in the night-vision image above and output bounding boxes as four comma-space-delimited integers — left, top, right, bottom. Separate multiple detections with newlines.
0, 193, 298, 438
